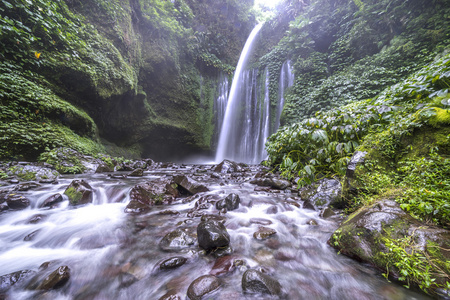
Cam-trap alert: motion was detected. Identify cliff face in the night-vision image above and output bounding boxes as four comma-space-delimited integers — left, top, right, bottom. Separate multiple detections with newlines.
0, 0, 255, 160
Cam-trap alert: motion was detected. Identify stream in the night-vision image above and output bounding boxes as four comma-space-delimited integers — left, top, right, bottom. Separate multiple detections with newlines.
0, 164, 430, 299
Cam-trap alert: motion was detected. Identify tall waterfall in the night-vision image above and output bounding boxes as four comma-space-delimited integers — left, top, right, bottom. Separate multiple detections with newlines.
215, 24, 295, 164
215, 23, 264, 164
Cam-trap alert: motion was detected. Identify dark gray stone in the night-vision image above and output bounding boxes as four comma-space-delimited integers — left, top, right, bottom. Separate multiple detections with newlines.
242, 269, 281, 296
187, 275, 221, 300
197, 220, 230, 251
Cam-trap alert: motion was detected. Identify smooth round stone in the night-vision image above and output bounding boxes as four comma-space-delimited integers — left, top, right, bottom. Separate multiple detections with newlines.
160, 256, 187, 270
187, 275, 221, 300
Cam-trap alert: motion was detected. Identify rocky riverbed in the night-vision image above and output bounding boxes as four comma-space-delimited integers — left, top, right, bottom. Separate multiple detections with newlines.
0, 158, 431, 299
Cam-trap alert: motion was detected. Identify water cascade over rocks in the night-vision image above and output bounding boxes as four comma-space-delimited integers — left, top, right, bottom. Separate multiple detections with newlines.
0, 160, 430, 299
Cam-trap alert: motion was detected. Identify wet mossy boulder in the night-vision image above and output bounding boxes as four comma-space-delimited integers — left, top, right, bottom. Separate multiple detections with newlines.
64, 180, 94, 206
329, 199, 450, 292
36, 266, 70, 290
300, 178, 342, 210
124, 178, 179, 214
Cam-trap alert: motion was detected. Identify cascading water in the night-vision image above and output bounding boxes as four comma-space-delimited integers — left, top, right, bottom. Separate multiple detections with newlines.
275, 60, 294, 129
215, 23, 295, 164
215, 23, 264, 164
213, 73, 229, 147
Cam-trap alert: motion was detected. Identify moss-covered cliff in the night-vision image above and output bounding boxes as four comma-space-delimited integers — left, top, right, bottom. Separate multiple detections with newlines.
0, 0, 255, 161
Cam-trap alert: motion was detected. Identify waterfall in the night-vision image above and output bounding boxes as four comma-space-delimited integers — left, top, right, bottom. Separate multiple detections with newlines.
213, 73, 229, 147
214, 23, 295, 164
275, 60, 294, 129
215, 23, 263, 164
216, 23, 262, 162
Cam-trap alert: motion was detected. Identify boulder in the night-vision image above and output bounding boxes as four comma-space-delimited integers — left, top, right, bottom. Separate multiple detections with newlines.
214, 160, 244, 174
215, 193, 240, 211
125, 179, 179, 214
253, 227, 277, 240
160, 257, 187, 270
300, 178, 342, 210
64, 180, 93, 206
159, 290, 181, 300
173, 175, 209, 195
6, 194, 30, 210
329, 199, 450, 289
187, 275, 221, 300
242, 269, 282, 296
159, 229, 195, 251
95, 162, 114, 173
128, 168, 144, 177
0, 270, 36, 293
13, 182, 41, 191
250, 176, 291, 190
39, 193, 64, 208
36, 266, 70, 290
197, 220, 230, 251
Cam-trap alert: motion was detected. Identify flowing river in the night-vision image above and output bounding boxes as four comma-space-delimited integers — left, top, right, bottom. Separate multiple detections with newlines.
0, 164, 430, 299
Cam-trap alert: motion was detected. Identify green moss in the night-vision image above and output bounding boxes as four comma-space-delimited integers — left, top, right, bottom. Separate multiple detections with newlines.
64, 187, 83, 205
429, 107, 450, 127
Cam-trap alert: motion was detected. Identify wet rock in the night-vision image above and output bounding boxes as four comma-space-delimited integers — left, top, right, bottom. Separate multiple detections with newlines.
187, 275, 221, 300
160, 257, 187, 270
173, 175, 209, 195
301, 178, 342, 210
64, 180, 93, 206
320, 207, 335, 218
211, 172, 221, 179
250, 218, 273, 226
39, 193, 64, 208
125, 179, 179, 213
209, 255, 235, 276
13, 182, 41, 191
329, 199, 450, 289
124, 200, 151, 214
197, 220, 230, 251
6, 194, 30, 210
24, 229, 40, 241
266, 206, 278, 214
250, 176, 291, 190
200, 214, 227, 224
27, 214, 48, 224
133, 160, 148, 170
36, 266, 70, 290
158, 210, 180, 216
7, 165, 59, 182
159, 290, 182, 300
242, 269, 281, 296
95, 162, 113, 173
253, 227, 277, 240
215, 193, 240, 211
159, 229, 195, 251
0, 270, 36, 293
214, 160, 244, 174
9, 179, 19, 184
128, 168, 144, 177
306, 219, 318, 226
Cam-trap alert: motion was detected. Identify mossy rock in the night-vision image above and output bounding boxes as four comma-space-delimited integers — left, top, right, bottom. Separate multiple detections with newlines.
329, 199, 450, 293
64, 180, 94, 206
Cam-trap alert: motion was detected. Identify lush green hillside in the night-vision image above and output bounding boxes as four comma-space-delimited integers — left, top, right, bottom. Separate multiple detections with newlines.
0, 0, 255, 160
